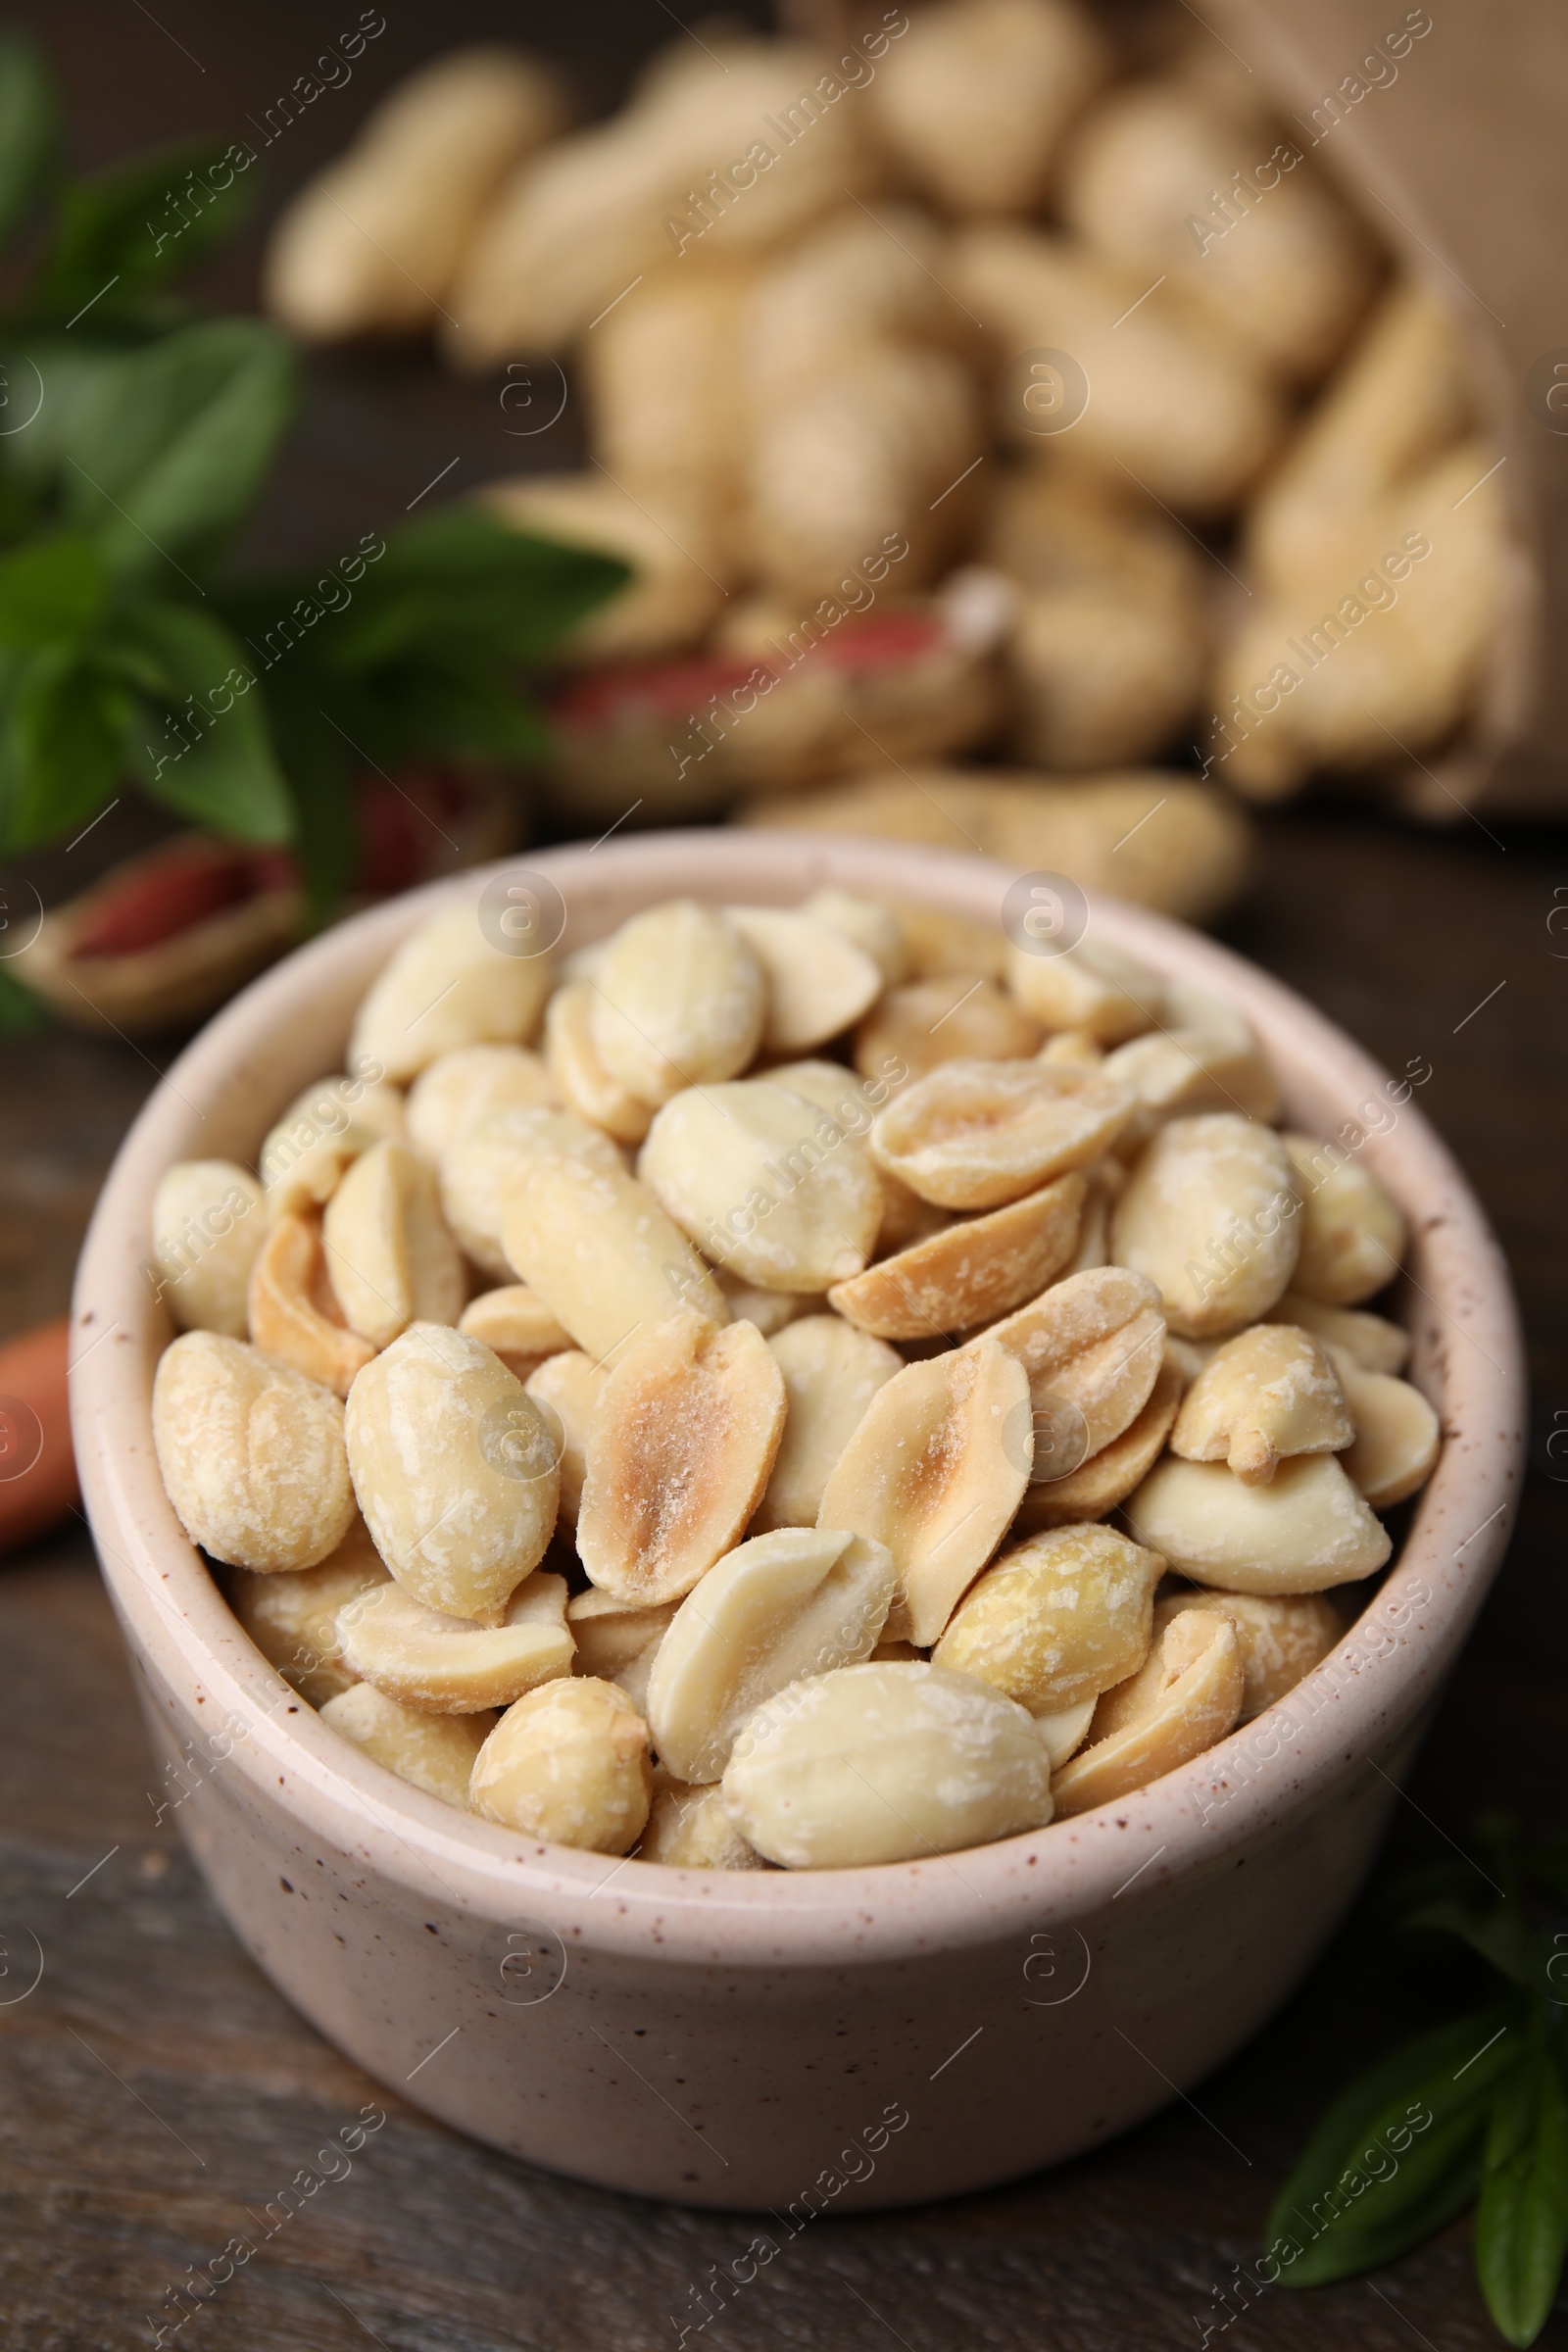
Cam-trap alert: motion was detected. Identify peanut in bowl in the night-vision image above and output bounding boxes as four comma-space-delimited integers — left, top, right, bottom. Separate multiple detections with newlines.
72, 831, 1522, 2210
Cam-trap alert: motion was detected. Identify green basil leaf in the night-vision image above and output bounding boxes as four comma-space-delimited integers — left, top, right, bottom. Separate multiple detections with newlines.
1398, 1893, 1531, 1985
0, 645, 125, 848
0, 337, 120, 497
121, 606, 293, 844
32, 136, 257, 321
1268, 2005, 1521, 2288
63, 318, 297, 576
1476, 2056, 1568, 2346
251, 667, 359, 918
295, 511, 630, 671
0, 533, 106, 648
0, 30, 57, 246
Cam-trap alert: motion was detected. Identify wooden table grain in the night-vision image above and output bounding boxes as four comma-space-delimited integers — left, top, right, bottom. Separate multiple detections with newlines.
1, 5, 1566, 2346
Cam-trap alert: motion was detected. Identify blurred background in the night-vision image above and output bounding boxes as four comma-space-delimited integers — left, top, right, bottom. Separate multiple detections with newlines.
0, 4, 1565, 2345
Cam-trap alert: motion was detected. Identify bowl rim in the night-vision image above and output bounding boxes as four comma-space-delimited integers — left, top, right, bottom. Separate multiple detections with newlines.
71, 828, 1525, 1968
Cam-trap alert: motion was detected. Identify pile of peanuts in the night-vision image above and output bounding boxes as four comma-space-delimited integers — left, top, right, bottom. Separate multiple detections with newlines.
265, 0, 1501, 859
148, 884, 1440, 1870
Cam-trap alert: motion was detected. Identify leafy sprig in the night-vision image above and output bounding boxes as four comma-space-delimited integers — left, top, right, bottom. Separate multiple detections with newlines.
1269, 1819, 1568, 2344
0, 27, 627, 915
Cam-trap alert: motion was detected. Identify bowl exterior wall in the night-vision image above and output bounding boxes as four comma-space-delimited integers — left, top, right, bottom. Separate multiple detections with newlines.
74, 830, 1524, 2208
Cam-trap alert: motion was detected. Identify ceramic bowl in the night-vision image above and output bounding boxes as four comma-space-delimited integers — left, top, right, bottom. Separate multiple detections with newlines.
71, 831, 1524, 2211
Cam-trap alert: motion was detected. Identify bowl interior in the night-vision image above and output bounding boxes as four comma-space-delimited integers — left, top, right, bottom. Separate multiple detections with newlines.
70, 831, 1524, 1960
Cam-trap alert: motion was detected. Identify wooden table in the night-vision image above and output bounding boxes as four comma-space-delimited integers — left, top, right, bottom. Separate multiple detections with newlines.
2, 5, 1566, 2345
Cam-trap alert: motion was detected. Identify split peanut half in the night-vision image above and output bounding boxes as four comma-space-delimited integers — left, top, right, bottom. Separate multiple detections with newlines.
577, 1311, 787, 1605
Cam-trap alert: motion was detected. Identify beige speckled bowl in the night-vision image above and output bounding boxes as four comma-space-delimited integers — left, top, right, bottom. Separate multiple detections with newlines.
71, 832, 1523, 2211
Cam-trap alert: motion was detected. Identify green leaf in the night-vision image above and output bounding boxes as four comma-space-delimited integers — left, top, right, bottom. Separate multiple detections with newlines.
278, 510, 631, 674
1476, 2054, 1568, 2345
0, 533, 106, 648
62, 318, 297, 577
31, 135, 258, 322
1268, 2005, 1522, 2289
0, 960, 47, 1034
0, 645, 126, 849
119, 605, 293, 844
0, 30, 58, 247
250, 665, 359, 918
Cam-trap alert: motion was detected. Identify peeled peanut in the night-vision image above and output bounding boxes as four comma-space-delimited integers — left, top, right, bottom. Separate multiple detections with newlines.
722, 1662, 1054, 1869
345, 1324, 559, 1620
1110, 1112, 1300, 1337
1245, 281, 1475, 590
933, 1522, 1164, 1714
954, 226, 1282, 514
816, 1338, 1030, 1645
469, 1678, 652, 1854
1059, 76, 1373, 383
588, 902, 764, 1108
854, 974, 1043, 1082
831, 1173, 1084, 1340
1039, 1031, 1102, 1071
458, 1285, 571, 1382
1152, 1589, 1342, 1723
336, 1571, 572, 1713
1123, 1451, 1391, 1594
524, 1349, 605, 1526
351, 904, 553, 1084
1012, 1352, 1181, 1534
638, 1080, 883, 1294
1035, 1698, 1096, 1769
247, 1212, 377, 1398
765, 1058, 904, 1141
577, 1312, 786, 1606
500, 1153, 727, 1363
153, 1332, 356, 1573
1102, 1025, 1281, 1133
871, 1058, 1134, 1210
1268, 1292, 1410, 1376
1053, 1608, 1244, 1816
544, 979, 654, 1146
1171, 1322, 1352, 1484
649, 1527, 896, 1785
230, 1520, 390, 1706
565, 1590, 676, 1716
322, 1140, 466, 1349
725, 906, 882, 1054
867, 0, 1110, 217
1324, 1345, 1441, 1509
641, 1776, 764, 1871
714, 1269, 821, 1337
319, 1684, 495, 1812
1005, 938, 1162, 1043
981, 1262, 1166, 1456
260, 1083, 388, 1220
442, 1105, 621, 1282
754, 1316, 903, 1533
893, 898, 1008, 981
875, 1168, 953, 1257
152, 1160, 265, 1337
406, 1044, 560, 1160
265, 49, 567, 338
802, 888, 907, 986
1285, 1137, 1407, 1304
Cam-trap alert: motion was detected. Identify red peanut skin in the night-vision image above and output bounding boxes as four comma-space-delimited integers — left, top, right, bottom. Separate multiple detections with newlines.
0, 1318, 79, 1554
